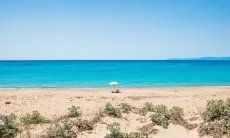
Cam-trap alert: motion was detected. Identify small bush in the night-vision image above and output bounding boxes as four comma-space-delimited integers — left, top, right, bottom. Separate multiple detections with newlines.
143, 102, 155, 112
221, 116, 230, 136
20, 111, 50, 125
224, 98, 230, 117
154, 105, 168, 115
104, 103, 122, 118
105, 122, 124, 138
105, 122, 148, 138
202, 99, 225, 122
198, 98, 230, 137
0, 114, 18, 138
198, 122, 215, 136
150, 105, 169, 128
169, 106, 197, 130
75, 118, 94, 132
169, 106, 184, 122
149, 105, 197, 130
48, 118, 77, 138
120, 103, 132, 113
150, 113, 169, 129
68, 106, 81, 118
126, 132, 148, 138
198, 121, 224, 138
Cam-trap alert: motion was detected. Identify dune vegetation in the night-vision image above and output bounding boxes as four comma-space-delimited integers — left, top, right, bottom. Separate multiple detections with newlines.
0, 98, 229, 138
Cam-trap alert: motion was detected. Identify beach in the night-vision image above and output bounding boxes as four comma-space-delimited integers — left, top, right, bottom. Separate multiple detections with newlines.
0, 86, 229, 137
1, 0, 230, 137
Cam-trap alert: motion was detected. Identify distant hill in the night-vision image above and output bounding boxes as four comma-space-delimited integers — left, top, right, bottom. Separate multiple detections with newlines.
168, 57, 230, 61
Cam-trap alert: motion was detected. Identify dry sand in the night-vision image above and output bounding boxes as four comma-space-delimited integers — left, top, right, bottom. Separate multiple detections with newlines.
0, 86, 229, 138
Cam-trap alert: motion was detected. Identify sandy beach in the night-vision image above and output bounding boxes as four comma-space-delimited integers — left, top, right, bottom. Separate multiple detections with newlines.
1, 0, 230, 137
0, 86, 229, 137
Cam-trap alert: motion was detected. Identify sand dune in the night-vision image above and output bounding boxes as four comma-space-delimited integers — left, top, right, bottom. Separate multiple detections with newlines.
0, 86, 229, 137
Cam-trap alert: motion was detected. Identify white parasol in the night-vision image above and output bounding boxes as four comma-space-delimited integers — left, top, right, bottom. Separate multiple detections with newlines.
109, 81, 119, 86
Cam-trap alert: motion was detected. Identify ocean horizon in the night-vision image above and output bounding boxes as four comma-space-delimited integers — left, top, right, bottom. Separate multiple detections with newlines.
0, 60, 230, 88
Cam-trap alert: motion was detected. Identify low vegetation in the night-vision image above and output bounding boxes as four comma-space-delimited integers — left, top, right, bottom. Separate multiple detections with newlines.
150, 104, 169, 128
143, 102, 155, 112
105, 122, 124, 138
105, 122, 148, 138
68, 106, 81, 118
2, 99, 229, 137
198, 122, 218, 137
202, 99, 225, 122
134, 102, 155, 116
104, 103, 122, 118
169, 106, 184, 122
198, 98, 230, 137
0, 114, 19, 138
120, 103, 132, 113
75, 118, 94, 132
20, 111, 50, 125
127, 132, 148, 138
169, 106, 197, 130
47, 118, 77, 138
48, 117, 95, 137
149, 105, 197, 130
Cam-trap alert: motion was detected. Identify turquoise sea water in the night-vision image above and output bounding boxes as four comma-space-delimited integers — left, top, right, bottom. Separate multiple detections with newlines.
0, 60, 230, 87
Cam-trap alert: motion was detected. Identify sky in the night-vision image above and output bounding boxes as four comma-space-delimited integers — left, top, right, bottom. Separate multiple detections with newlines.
0, 0, 230, 60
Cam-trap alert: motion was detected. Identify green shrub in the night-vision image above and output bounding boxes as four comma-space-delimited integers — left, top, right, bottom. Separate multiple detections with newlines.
198, 118, 230, 137
20, 111, 50, 125
198, 98, 230, 137
221, 116, 230, 136
150, 105, 169, 128
154, 105, 168, 114
126, 132, 148, 138
105, 122, 148, 138
149, 105, 197, 130
75, 118, 94, 132
48, 118, 77, 138
220, 99, 230, 136
198, 122, 215, 136
169, 106, 197, 130
150, 113, 168, 129
68, 106, 81, 118
0, 114, 18, 138
105, 122, 124, 138
104, 103, 122, 118
202, 99, 225, 122
143, 102, 155, 112
169, 106, 184, 122
120, 103, 132, 113
224, 98, 230, 117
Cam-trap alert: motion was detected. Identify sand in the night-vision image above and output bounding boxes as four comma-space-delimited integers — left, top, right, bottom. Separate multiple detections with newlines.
0, 86, 229, 138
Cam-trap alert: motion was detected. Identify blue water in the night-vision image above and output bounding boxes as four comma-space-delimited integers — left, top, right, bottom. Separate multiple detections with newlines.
0, 60, 230, 87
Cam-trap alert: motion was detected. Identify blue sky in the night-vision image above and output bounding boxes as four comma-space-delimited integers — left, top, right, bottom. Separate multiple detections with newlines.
0, 0, 230, 60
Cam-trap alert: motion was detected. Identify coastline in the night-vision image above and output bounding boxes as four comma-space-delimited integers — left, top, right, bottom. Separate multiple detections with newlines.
0, 85, 230, 89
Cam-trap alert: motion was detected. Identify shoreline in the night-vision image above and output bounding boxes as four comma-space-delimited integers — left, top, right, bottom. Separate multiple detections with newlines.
0, 85, 230, 89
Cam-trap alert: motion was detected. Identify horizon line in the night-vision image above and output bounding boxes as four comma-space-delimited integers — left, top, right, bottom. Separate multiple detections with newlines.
0, 56, 230, 61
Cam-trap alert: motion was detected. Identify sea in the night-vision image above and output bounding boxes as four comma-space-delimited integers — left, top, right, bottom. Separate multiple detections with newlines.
0, 60, 230, 88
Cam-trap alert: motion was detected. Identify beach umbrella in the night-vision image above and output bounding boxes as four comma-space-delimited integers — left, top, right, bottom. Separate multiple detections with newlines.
109, 81, 119, 86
